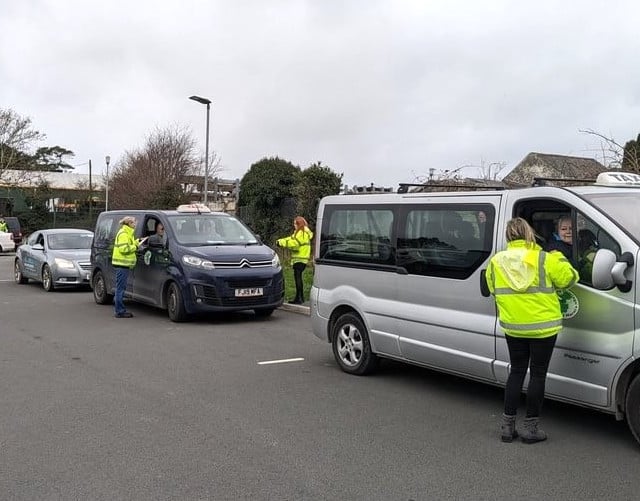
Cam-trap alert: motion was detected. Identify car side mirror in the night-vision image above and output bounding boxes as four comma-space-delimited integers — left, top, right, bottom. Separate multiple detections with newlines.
592, 249, 634, 293
33, 243, 44, 251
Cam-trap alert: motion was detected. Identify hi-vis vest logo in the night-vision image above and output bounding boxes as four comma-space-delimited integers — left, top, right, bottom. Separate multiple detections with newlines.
558, 289, 579, 319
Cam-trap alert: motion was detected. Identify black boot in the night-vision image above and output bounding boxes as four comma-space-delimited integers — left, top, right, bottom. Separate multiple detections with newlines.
521, 417, 547, 443
500, 413, 518, 443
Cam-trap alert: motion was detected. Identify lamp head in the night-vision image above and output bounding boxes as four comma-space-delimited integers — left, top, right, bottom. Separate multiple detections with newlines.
189, 95, 212, 105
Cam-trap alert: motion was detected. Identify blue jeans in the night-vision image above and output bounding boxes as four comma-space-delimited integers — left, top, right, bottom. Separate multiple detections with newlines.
504, 334, 557, 417
114, 267, 129, 315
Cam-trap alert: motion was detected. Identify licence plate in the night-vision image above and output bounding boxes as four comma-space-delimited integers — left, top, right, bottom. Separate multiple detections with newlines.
235, 287, 263, 297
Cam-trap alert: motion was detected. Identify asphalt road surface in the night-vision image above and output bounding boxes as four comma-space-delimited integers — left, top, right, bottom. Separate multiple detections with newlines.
1, 252, 640, 500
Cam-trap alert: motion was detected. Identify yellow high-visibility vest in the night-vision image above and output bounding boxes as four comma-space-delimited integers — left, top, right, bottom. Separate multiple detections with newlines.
277, 227, 313, 264
486, 240, 579, 338
111, 224, 140, 268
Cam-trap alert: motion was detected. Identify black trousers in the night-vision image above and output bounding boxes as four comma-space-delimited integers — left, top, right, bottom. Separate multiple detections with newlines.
504, 334, 557, 418
292, 262, 306, 301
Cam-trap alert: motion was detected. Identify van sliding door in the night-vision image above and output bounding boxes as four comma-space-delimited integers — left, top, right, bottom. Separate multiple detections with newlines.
395, 197, 501, 380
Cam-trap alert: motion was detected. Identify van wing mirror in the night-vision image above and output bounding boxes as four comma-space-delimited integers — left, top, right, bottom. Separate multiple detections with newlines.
592, 249, 634, 293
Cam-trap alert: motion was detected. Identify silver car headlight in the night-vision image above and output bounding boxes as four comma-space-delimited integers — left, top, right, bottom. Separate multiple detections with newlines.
54, 257, 75, 269
271, 252, 280, 267
182, 254, 215, 270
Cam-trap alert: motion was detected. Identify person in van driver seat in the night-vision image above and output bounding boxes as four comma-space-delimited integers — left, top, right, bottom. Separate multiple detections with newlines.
545, 215, 574, 264
148, 221, 167, 247
486, 218, 579, 444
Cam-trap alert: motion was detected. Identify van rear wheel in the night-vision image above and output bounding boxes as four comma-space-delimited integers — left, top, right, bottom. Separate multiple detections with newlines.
625, 373, 640, 445
331, 312, 379, 375
93, 270, 113, 305
167, 282, 187, 322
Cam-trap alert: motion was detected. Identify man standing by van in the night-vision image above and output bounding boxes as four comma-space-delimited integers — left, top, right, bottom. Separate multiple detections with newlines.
0, 217, 7, 233
486, 218, 578, 444
111, 217, 147, 318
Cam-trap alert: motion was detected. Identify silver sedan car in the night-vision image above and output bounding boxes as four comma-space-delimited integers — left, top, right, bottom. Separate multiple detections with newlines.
15, 228, 94, 291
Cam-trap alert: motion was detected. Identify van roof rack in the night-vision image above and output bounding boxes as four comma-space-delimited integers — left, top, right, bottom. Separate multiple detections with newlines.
531, 177, 597, 187
397, 182, 506, 194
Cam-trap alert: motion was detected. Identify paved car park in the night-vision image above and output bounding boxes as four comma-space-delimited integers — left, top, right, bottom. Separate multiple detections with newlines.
1, 252, 640, 500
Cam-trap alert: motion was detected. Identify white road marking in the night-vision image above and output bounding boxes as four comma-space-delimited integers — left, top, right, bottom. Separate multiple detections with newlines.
257, 357, 304, 365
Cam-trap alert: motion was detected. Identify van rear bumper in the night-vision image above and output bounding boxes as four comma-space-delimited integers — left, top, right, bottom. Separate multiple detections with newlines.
310, 286, 330, 342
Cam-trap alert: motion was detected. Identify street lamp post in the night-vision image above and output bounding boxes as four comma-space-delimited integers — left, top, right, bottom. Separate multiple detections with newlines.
189, 95, 212, 206
105, 155, 111, 211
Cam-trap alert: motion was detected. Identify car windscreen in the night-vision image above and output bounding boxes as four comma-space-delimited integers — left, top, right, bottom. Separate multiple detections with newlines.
47, 232, 94, 250
167, 215, 258, 245
581, 192, 640, 239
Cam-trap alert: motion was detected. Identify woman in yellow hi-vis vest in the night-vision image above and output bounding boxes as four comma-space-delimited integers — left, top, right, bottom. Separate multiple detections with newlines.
277, 216, 313, 304
486, 218, 578, 444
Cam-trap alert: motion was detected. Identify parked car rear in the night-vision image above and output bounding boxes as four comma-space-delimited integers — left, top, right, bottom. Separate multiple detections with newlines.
4, 217, 23, 246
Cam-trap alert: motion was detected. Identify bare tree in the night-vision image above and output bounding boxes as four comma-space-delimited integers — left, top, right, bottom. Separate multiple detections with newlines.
109, 125, 218, 209
579, 129, 629, 169
0, 108, 46, 183
476, 160, 507, 180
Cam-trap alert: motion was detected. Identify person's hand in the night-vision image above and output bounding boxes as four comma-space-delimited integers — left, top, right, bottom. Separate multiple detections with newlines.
139, 236, 149, 244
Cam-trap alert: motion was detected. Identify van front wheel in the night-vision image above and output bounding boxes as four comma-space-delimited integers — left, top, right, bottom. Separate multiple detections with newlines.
331, 312, 379, 375
167, 282, 187, 322
625, 373, 640, 445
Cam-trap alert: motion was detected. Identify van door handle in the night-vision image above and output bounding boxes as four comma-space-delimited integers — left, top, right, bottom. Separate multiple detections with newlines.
480, 269, 490, 297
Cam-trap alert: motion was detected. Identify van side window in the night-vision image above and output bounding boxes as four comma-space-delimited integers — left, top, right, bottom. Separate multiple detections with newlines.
94, 215, 119, 246
397, 205, 494, 279
576, 212, 621, 287
319, 207, 395, 265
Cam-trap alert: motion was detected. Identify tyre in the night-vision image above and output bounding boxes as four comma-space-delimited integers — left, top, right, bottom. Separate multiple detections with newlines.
42, 264, 54, 292
254, 308, 275, 318
331, 312, 379, 375
167, 282, 187, 322
93, 270, 113, 305
625, 373, 640, 445
14, 259, 28, 284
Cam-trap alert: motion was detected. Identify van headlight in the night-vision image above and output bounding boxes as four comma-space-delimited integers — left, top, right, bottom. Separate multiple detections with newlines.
182, 255, 215, 270
54, 257, 75, 269
271, 253, 280, 267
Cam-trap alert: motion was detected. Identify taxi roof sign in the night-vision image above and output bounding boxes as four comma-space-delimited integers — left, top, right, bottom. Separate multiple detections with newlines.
595, 172, 640, 187
176, 203, 211, 213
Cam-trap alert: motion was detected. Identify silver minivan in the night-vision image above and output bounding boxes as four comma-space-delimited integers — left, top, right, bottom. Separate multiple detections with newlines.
310, 171, 640, 445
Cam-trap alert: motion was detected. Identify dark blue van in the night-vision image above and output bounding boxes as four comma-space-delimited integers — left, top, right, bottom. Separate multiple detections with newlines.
90, 205, 284, 321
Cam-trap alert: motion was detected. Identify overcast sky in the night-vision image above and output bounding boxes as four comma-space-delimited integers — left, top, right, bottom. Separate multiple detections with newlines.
2, 0, 639, 188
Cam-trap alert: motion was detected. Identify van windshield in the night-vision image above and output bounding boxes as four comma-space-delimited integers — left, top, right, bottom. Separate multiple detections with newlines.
166, 215, 258, 246
582, 192, 640, 239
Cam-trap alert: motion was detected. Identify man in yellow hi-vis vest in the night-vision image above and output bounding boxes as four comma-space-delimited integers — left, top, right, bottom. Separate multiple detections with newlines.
486, 218, 578, 444
111, 216, 147, 318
